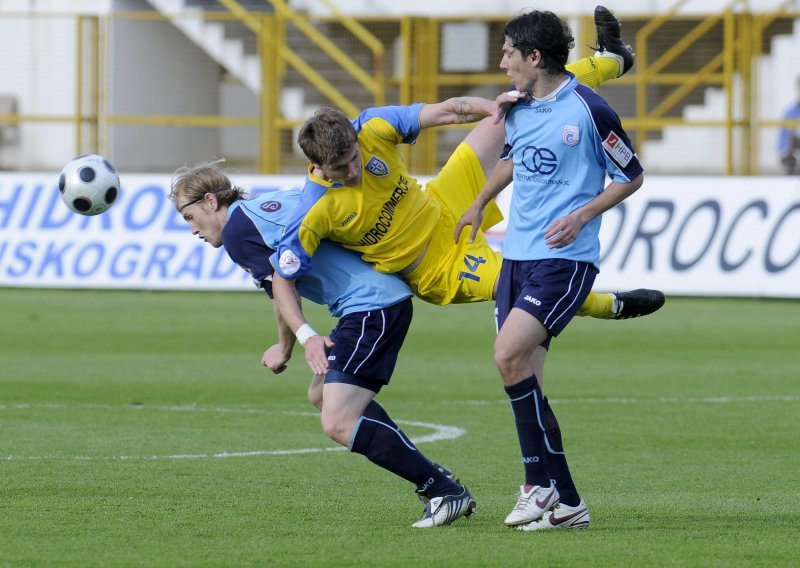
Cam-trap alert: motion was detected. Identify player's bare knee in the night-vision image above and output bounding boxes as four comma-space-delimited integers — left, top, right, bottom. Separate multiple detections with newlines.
307, 384, 323, 411
493, 346, 525, 382
320, 412, 350, 445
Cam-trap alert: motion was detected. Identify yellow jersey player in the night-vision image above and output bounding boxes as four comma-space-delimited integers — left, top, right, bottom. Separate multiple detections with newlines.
272, 6, 663, 316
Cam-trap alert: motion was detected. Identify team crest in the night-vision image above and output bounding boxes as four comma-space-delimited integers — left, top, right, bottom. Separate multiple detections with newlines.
562, 125, 579, 146
365, 156, 389, 177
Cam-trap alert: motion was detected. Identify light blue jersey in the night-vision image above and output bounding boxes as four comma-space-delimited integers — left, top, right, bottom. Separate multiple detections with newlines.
222, 190, 412, 318
502, 74, 643, 267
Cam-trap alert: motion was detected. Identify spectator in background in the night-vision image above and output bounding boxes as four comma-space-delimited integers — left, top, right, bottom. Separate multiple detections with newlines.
778, 77, 800, 175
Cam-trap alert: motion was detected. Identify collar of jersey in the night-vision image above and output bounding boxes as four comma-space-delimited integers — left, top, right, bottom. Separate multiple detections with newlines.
307, 164, 343, 188
530, 73, 576, 103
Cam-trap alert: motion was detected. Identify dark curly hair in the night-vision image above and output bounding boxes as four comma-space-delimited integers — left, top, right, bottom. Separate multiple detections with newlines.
502, 10, 574, 74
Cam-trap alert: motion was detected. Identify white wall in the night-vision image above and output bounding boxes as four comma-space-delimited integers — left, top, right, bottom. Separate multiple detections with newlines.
0, 0, 225, 171
0, 12, 76, 169
109, 0, 222, 171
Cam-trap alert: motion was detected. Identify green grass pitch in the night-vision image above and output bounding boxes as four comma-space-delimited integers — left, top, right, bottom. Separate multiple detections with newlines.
1, 288, 798, 567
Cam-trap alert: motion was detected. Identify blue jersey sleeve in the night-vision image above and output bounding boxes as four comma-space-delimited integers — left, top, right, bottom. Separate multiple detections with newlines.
352, 103, 425, 144
222, 205, 276, 295
269, 178, 329, 280
575, 85, 642, 182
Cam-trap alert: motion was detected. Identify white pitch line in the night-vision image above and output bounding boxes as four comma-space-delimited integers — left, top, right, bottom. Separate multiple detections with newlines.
442, 394, 800, 406
2, 395, 796, 461
0, 403, 465, 461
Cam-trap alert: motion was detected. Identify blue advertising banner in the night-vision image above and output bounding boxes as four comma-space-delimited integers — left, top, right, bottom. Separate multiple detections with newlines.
2, 173, 799, 297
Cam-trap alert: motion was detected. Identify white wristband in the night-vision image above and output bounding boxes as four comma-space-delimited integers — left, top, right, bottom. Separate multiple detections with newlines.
295, 323, 318, 347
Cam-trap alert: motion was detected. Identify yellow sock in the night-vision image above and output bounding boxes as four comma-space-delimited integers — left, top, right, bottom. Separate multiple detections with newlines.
576, 291, 614, 319
566, 56, 621, 89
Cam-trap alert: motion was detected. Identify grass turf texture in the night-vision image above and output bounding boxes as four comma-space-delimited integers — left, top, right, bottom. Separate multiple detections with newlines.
1, 288, 798, 567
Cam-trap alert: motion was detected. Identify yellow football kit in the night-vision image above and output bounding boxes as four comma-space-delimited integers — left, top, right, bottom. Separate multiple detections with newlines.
272, 104, 503, 305
272, 58, 621, 309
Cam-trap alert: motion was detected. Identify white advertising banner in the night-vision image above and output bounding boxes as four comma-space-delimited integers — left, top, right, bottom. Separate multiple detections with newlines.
592, 176, 800, 297
0, 174, 305, 291
1, 173, 799, 297
488, 176, 800, 297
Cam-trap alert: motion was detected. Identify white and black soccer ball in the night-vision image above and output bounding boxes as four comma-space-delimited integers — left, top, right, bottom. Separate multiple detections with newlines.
58, 154, 120, 216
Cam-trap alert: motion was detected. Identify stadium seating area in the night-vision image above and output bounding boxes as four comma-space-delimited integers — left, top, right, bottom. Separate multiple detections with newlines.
0, 1, 798, 174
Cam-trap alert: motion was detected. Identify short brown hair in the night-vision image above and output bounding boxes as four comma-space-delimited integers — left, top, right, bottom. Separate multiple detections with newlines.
169, 161, 247, 208
297, 107, 358, 166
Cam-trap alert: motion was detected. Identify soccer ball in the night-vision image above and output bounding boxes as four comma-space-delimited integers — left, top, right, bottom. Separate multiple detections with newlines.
58, 154, 120, 216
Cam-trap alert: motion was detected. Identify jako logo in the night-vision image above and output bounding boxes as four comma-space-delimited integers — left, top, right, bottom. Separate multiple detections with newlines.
340, 211, 357, 226
419, 477, 435, 493
523, 456, 540, 464
523, 295, 542, 306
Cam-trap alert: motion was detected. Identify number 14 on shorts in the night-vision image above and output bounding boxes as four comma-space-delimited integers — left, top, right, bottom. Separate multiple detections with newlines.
457, 254, 486, 282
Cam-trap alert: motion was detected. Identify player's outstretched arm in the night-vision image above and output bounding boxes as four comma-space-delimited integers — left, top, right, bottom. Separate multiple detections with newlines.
271, 273, 333, 376
455, 158, 514, 244
418, 96, 496, 129
261, 299, 295, 374
493, 90, 529, 124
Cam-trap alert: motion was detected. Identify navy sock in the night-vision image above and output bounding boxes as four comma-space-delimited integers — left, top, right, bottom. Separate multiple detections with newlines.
541, 396, 580, 507
349, 401, 459, 498
362, 400, 400, 429
505, 375, 551, 488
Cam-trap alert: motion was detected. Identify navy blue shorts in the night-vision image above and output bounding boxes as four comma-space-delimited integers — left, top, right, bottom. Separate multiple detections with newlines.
323, 297, 413, 393
495, 258, 597, 346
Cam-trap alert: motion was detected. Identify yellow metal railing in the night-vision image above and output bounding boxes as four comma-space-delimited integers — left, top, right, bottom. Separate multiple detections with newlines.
631, 0, 749, 174
751, 1, 800, 174
3, 7, 800, 175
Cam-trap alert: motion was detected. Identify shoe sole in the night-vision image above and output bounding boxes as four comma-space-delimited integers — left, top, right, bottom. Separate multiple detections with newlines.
594, 5, 634, 73
614, 289, 666, 319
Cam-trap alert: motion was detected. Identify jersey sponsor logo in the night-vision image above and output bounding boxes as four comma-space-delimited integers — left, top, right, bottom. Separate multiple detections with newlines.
278, 248, 301, 275
356, 175, 410, 246
562, 124, 579, 147
365, 156, 389, 177
260, 200, 282, 212
521, 146, 558, 175
523, 294, 542, 306
603, 131, 633, 167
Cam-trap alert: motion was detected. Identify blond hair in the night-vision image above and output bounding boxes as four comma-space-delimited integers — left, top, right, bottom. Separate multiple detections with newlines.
169, 160, 247, 207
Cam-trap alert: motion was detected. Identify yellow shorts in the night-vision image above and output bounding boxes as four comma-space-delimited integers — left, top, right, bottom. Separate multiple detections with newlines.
405, 142, 504, 305
425, 142, 504, 231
